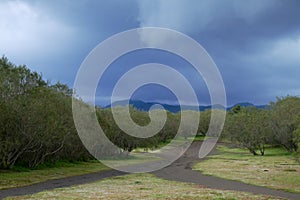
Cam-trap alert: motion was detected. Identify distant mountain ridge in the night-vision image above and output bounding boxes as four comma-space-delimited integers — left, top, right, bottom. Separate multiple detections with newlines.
103, 100, 269, 113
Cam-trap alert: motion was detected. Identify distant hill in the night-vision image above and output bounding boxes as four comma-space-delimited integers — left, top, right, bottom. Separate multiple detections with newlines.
103, 100, 269, 113
228, 102, 270, 110
105, 99, 210, 112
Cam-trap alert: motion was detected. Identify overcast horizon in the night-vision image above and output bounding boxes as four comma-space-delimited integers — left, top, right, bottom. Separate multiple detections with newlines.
1, 0, 300, 107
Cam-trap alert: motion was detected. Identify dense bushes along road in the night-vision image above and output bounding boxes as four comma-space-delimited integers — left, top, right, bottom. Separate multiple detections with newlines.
0, 57, 299, 169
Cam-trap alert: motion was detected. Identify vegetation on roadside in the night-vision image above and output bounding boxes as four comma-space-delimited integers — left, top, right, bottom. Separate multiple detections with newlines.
193, 145, 300, 193
4, 173, 284, 200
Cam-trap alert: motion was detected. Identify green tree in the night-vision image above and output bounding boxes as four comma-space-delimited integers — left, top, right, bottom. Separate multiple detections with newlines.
270, 96, 300, 152
197, 109, 211, 136
225, 107, 271, 155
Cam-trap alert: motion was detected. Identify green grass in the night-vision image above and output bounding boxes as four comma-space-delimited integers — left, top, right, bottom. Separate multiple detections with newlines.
5, 173, 284, 200
100, 152, 161, 168
0, 160, 108, 190
193, 145, 300, 194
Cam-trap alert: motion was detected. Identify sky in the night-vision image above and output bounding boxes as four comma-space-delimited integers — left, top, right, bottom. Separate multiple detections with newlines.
1, 0, 300, 106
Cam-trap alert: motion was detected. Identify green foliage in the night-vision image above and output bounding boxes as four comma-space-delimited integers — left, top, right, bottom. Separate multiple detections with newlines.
0, 56, 91, 169
270, 96, 300, 152
96, 107, 180, 155
225, 107, 271, 155
224, 96, 300, 155
197, 109, 211, 135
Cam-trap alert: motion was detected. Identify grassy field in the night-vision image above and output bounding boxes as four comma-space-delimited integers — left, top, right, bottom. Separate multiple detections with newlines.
0, 160, 108, 190
100, 152, 161, 169
193, 145, 300, 193
5, 173, 284, 200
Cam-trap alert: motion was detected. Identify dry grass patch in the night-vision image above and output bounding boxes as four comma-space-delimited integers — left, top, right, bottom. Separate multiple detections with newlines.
193, 145, 300, 193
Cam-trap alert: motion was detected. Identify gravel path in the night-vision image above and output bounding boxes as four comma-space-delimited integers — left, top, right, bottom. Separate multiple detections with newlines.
1, 141, 299, 200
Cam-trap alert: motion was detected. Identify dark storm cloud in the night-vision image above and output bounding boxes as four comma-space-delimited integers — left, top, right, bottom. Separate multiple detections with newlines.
1, 0, 299, 106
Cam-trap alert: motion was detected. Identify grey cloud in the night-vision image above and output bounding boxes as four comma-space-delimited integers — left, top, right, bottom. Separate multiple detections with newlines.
1, 0, 300, 106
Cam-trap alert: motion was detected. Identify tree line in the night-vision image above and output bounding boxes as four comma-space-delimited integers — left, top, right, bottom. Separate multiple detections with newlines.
0, 57, 299, 169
